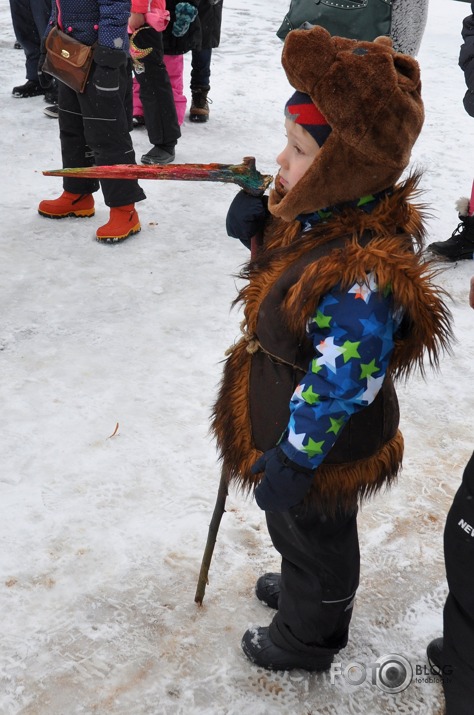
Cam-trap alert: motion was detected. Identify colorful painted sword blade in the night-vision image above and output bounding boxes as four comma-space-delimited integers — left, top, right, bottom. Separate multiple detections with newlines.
42, 156, 273, 197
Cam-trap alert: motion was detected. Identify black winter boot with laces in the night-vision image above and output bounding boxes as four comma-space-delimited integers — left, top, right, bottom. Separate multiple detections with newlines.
190, 86, 211, 123
428, 210, 474, 261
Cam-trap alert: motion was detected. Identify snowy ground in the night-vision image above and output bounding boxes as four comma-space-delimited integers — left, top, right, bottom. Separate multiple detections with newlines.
1, 0, 474, 713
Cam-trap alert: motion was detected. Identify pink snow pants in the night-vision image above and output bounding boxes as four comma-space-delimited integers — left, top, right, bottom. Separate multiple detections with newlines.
132, 54, 187, 126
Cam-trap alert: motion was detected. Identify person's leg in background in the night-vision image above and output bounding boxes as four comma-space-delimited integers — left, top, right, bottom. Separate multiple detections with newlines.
132, 27, 181, 165
38, 70, 146, 242
38, 81, 99, 220
189, 47, 212, 122
164, 53, 187, 125
131, 78, 145, 126
427, 452, 474, 715
10, 0, 54, 97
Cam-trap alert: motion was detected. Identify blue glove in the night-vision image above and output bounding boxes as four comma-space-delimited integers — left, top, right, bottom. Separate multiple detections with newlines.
252, 447, 314, 512
226, 191, 269, 249
172, 3, 198, 37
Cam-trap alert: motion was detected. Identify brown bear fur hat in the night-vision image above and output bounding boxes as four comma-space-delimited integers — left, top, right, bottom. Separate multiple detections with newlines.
268, 26, 424, 222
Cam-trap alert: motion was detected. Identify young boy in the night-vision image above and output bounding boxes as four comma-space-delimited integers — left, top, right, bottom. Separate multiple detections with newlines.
212, 26, 452, 671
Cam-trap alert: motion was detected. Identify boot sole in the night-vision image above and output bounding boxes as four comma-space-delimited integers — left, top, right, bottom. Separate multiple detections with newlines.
38, 209, 95, 219
428, 250, 474, 262
96, 223, 141, 243
13, 91, 45, 98
140, 156, 175, 165
189, 114, 209, 123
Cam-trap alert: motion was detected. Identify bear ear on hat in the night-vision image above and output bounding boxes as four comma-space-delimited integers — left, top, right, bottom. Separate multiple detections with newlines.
393, 53, 421, 92
281, 25, 336, 96
374, 35, 393, 48
374, 34, 420, 92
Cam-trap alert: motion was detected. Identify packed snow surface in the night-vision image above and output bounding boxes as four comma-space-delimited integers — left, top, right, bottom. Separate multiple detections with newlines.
1, 0, 473, 713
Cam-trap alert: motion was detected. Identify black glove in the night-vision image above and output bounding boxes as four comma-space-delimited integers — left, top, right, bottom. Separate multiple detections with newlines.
226, 190, 269, 249
93, 45, 127, 96
464, 89, 474, 118
252, 447, 314, 512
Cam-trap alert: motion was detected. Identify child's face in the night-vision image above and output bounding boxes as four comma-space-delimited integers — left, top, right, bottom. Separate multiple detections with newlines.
276, 118, 321, 193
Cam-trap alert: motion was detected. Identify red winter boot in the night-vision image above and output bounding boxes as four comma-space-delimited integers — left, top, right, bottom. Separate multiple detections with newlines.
95, 205, 141, 243
38, 191, 95, 218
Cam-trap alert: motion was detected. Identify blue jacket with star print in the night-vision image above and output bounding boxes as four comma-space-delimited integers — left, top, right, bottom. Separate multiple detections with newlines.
279, 274, 400, 471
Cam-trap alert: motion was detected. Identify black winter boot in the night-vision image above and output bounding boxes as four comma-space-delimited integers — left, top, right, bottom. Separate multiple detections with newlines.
242, 626, 333, 672
428, 213, 474, 261
255, 573, 280, 609
426, 637, 443, 676
190, 86, 211, 123
12, 79, 45, 98
141, 144, 176, 165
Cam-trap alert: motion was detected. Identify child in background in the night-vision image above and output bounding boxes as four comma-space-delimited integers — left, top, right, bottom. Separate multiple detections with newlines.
162, 0, 223, 124
129, 0, 181, 165
38, 0, 146, 243
133, 0, 199, 127
213, 26, 452, 671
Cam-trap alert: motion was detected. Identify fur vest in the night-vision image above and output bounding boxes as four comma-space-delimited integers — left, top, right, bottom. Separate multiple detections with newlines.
212, 179, 452, 513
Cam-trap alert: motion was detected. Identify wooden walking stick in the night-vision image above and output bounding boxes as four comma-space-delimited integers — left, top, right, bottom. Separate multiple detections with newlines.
194, 466, 229, 605
195, 227, 264, 606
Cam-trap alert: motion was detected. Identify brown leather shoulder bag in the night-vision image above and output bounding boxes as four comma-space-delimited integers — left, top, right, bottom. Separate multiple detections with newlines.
43, 27, 94, 94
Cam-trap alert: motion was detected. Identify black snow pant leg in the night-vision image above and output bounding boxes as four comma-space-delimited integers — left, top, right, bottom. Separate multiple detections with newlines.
58, 80, 100, 196
9, 0, 52, 81
59, 65, 146, 207
132, 27, 180, 147
266, 505, 359, 659
442, 451, 474, 715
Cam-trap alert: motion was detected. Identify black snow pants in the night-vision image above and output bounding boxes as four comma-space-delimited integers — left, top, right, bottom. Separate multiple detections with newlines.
58, 63, 146, 208
9, 0, 52, 81
266, 505, 359, 658
132, 26, 180, 148
442, 451, 474, 715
